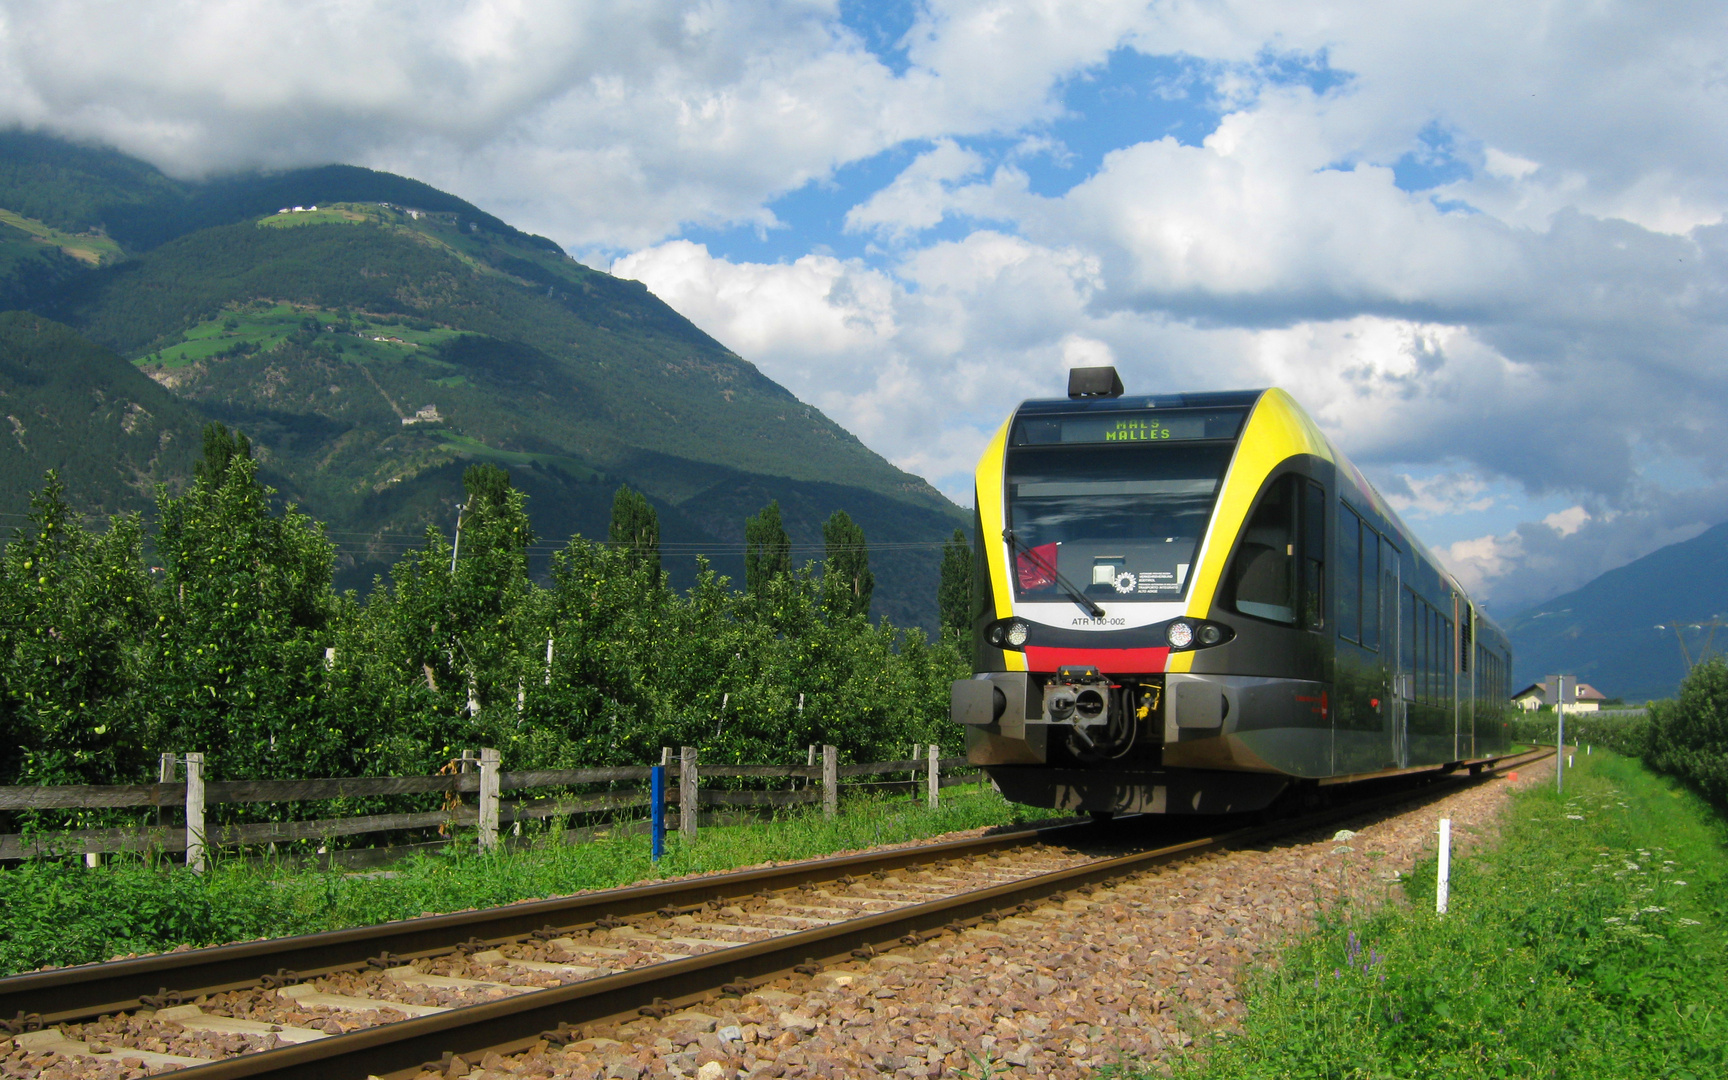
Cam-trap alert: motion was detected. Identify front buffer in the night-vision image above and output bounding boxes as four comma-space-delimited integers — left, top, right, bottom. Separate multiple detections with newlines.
952, 670, 1294, 815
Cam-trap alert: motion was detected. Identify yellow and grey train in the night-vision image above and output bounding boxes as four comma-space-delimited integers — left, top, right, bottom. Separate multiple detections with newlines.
951, 368, 1513, 815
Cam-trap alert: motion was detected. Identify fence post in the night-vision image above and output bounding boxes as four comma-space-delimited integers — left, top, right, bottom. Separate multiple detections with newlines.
822, 745, 838, 819
156, 752, 175, 830
185, 752, 206, 874
478, 747, 500, 853
927, 745, 940, 810
680, 746, 698, 838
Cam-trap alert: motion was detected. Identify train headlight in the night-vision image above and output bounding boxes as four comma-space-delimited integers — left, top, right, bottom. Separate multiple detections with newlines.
1167, 621, 1194, 649
1198, 624, 1223, 646
986, 618, 1032, 650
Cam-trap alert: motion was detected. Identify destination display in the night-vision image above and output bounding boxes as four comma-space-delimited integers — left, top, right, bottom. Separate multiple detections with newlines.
1012, 409, 1245, 446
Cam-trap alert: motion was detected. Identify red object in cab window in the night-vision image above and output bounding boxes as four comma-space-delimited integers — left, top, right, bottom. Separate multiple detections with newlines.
1016, 542, 1059, 591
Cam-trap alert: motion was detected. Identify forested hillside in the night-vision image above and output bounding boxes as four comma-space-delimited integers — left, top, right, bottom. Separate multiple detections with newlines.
0, 312, 205, 517
0, 131, 965, 625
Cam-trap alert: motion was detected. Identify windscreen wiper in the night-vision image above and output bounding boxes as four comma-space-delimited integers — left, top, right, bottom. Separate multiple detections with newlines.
1002, 529, 1106, 618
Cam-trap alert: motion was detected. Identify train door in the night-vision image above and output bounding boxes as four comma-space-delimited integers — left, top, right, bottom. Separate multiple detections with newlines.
1385, 541, 1408, 768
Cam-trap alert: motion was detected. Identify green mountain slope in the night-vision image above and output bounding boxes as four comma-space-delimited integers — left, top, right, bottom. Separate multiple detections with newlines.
0, 132, 964, 625
1505, 521, 1728, 702
0, 312, 205, 517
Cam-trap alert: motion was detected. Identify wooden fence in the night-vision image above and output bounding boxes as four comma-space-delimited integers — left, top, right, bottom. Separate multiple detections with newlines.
0, 745, 983, 867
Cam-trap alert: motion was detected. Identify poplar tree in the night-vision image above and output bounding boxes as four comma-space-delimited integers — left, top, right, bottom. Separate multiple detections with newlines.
822, 510, 873, 620
938, 528, 972, 639
744, 500, 791, 595
608, 485, 661, 578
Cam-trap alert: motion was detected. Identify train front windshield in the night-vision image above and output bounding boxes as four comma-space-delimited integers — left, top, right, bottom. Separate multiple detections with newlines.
1005, 408, 1243, 603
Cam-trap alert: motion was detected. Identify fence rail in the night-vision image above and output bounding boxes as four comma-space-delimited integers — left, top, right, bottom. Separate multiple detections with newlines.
0, 745, 982, 865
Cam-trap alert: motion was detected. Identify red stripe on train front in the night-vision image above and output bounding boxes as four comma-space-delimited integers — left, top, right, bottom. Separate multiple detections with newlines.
1023, 646, 1170, 674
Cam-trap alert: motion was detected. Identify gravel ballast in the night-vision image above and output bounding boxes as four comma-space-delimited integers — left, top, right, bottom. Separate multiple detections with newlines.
418, 767, 1542, 1080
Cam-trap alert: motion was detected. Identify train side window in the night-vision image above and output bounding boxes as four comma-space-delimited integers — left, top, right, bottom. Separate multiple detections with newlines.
1441, 616, 1453, 700
1229, 476, 1297, 624
1361, 531, 1381, 650
1431, 608, 1443, 703
1338, 504, 1362, 644
1401, 586, 1417, 685
1302, 481, 1326, 631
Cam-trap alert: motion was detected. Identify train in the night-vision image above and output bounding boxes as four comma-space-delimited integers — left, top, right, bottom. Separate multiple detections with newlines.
950, 367, 1513, 816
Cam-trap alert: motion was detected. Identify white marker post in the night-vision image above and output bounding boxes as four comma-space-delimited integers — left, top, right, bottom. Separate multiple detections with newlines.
1436, 818, 1451, 915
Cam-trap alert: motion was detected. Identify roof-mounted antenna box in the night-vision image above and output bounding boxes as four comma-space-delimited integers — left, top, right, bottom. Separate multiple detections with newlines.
1067, 366, 1125, 399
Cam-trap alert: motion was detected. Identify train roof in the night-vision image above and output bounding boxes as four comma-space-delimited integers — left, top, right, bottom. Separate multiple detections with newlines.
1014, 389, 1266, 415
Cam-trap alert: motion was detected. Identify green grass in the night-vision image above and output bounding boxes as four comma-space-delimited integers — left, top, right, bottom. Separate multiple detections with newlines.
255, 203, 381, 229
0, 206, 123, 265
433, 431, 602, 482
134, 302, 467, 369
0, 789, 1056, 977
1134, 753, 1728, 1080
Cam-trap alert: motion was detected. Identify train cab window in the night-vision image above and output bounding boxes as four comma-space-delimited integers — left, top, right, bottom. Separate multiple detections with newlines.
1004, 442, 1235, 603
1338, 504, 1362, 644
1228, 476, 1297, 624
1302, 481, 1326, 631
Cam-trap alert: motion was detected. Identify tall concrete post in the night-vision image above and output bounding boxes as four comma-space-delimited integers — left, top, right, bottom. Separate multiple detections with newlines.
822, 745, 838, 819
927, 744, 940, 810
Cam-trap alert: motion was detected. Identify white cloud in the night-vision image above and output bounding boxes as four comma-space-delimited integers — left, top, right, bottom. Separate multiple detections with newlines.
6, 0, 1728, 612
1386, 472, 1498, 520
1483, 148, 1540, 182
1542, 505, 1590, 539
844, 140, 986, 241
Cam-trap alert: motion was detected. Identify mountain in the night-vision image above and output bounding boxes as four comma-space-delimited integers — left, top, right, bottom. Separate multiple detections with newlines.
0, 130, 965, 626
0, 311, 206, 517
1504, 520, 1728, 702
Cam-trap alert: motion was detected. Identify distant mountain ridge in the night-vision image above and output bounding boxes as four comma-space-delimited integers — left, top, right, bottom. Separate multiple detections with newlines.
0, 130, 965, 626
1504, 520, 1728, 702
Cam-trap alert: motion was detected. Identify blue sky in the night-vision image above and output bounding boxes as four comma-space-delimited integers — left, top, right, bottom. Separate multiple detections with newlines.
5, 0, 1726, 614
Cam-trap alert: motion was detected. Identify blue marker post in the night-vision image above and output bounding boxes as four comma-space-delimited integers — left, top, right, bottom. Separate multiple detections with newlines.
650, 764, 666, 863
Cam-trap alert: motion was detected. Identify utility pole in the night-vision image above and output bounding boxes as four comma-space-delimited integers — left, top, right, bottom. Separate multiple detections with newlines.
1658, 616, 1726, 672
1547, 674, 1574, 792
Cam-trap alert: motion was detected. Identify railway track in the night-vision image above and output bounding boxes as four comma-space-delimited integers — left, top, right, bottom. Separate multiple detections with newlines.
0, 748, 1551, 1080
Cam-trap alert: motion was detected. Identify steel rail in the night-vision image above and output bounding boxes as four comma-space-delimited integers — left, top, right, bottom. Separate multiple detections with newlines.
0, 817, 1100, 1025
156, 748, 1552, 1080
